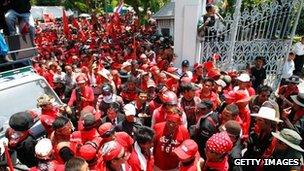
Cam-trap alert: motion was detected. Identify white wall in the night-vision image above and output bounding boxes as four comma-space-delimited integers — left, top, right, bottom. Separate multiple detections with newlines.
173, 0, 204, 67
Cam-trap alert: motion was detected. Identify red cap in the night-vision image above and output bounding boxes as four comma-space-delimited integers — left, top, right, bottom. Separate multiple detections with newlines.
150, 66, 159, 74
78, 143, 98, 161
76, 75, 87, 84
98, 122, 113, 136
206, 131, 233, 154
173, 139, 198, 161
224, 91, 236, 103
204, 61, 214, 71
224, 90, 250, 103
167, 67, 178, 74
180, 77, 192, 84
194, 63, 204, 70
234, 90, 251, 103
207, 69, 221, 79
81, 66, 89, 73
161, 90, 178, 105
101, 141, 123, 161
111, 63, 122, 70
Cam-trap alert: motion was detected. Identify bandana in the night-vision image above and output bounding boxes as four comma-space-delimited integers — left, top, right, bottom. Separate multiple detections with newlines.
206, 132, 233, 154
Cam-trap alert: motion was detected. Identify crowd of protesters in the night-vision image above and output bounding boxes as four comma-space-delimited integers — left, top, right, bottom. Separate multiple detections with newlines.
1, 0, 304, 171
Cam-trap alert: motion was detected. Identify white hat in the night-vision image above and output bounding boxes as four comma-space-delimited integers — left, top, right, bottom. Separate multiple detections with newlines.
251, 106, 282, 123
121, 61, 132, 69
215, 79, 227, 88
98, 69, 112, 81
124, 103, 136, 116
237, 73, 250, 82
35, 138, 53, 159
140, 54, 147, 59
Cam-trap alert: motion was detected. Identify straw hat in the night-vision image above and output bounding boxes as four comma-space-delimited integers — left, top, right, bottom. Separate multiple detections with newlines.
251, 101, 282, 123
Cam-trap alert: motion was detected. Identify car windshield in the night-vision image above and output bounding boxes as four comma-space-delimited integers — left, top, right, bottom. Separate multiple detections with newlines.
0, 79, 62, 131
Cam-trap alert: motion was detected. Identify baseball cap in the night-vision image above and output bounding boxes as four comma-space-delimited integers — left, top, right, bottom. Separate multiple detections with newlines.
182, 60, 190, 67
98, 122, 114, 136
237, 73, 250, 82
78, 142, 98, 161
35, 138, 53, 159
83, 114, 96, 130
124, 103, 136, 116
173, 139, 198, 161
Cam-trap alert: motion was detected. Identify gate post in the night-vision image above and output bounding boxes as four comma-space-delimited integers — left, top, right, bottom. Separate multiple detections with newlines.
226, 0, 243, 70
173, 0, 203, 67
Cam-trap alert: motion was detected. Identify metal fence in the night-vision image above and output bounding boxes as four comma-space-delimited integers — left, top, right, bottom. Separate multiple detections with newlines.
199, 0, 303, 89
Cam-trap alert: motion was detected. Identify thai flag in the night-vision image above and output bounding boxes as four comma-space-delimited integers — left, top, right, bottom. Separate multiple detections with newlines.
115, 0, 124, 14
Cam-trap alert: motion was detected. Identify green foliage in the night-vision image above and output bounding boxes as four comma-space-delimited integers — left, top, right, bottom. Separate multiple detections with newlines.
35, 0, 62, 6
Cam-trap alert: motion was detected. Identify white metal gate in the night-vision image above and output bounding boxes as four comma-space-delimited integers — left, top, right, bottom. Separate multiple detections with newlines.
199, 0, 303, 90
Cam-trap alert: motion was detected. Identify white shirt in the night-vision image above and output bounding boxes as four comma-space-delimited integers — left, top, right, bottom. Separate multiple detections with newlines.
177, 68, 193, 79
293, 42, 304, 56
282, 60, 295, 79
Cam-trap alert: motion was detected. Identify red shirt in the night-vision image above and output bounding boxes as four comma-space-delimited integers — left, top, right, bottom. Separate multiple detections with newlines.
279, 84, 299, 98
179, 154, 201, 171
68, 86, 94, 110
247, 87, 256, 96
43, 70, 54, 87
149, 99, 162, 115
199, 91, 220, 109
40, 107, 59, 135
153, 122, 190, 170
238, 107, 251, 139
70, 129, 99, 145
128, 145, 154, 171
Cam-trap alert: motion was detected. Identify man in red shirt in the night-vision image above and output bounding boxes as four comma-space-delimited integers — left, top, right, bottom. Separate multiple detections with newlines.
128, 126, 155, 171
153, 109, 190, 171
37, 94, 60, 135
201, 131, 233, 171
179, 83, 201, 127
224, 90, 251, 140
199, 78, 220, 109
68, 75, 94, 114
152, 91, 188, 128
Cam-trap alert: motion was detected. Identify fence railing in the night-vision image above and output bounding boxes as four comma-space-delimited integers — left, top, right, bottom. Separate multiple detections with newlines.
199, 0, 303, 90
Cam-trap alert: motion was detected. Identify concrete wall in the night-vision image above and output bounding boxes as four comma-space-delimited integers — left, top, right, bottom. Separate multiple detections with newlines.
173, 0, 204, 67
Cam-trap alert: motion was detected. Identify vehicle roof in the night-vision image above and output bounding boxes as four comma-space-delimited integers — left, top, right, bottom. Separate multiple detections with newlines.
0, 66, 43, 91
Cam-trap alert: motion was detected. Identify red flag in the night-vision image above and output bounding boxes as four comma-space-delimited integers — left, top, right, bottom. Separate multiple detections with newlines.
72, 17, 80, 29
62, 9, 70, 36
